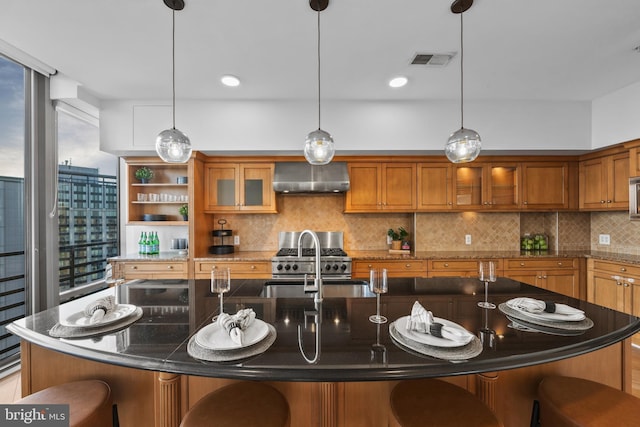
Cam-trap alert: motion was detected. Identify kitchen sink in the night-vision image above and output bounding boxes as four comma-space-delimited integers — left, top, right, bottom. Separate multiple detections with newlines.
260, 280, 375, 298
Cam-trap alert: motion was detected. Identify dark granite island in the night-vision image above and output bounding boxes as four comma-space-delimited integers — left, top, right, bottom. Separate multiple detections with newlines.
8, 277, 640, 427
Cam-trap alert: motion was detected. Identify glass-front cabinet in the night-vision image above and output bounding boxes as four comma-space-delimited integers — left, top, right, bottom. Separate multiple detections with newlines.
453, 163, 519, 210
204, 162, 276, 213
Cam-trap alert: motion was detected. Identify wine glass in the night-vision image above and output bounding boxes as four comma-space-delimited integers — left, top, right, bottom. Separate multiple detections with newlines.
104, 263, 125, 305
369, 268, 388, 324
477, 261, 496, 309
211, 268, 231, 314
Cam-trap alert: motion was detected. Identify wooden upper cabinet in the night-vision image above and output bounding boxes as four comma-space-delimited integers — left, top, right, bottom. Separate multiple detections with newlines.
345, 163, 416, 212
204, 162, 276, 213
520, 162, 574, 210
452, 163, 519, 210
417, 163, 453, 210
125, 157, 190, 225
579, 152, 629, 210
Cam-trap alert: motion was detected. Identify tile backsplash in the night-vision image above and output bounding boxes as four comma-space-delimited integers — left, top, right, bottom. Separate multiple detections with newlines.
206, 195, 638, 255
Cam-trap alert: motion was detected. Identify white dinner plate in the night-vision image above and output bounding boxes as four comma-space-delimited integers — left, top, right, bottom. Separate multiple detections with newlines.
394, 316, 474, 348
60, 304, 138, 328
195, 319, 269, 350
505, 301, 585, 322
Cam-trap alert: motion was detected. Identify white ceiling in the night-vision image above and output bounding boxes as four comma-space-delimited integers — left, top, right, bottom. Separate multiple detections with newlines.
2, 0, 640, 104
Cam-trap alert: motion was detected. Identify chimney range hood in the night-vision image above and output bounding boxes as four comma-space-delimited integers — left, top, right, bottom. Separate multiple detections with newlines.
273, 162, 350, 194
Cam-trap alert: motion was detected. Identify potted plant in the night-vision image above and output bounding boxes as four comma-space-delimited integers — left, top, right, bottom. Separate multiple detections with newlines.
134, 167, 154, 183
387, 227, 409, 250
179, 204, 188, 221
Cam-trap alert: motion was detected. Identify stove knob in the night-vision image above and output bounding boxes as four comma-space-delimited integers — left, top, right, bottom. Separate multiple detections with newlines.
292, 264, 298, 271
325, 264, 332, 271
284, 264, 291, 271
340, 264, 347, 271
332, 264, 339, 271
276, 264, 284, 271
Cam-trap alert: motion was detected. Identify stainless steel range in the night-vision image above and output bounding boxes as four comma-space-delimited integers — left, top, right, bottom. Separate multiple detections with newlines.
271, 231, 352, 280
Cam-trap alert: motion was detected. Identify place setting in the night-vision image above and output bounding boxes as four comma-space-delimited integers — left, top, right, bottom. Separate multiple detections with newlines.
499, 296, 594, 336
187, 268, 277, 362
389, 301, 483, 361
49, 294, 143, 339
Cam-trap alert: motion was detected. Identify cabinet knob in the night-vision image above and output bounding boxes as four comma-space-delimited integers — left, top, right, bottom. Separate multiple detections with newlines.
167, 265, 173, 270
557, 262, 563, 266
623, 282, 630, 287
405, 264, 411, 268
368, 264, 372, 269
251, 265, 256, 270
600, 200, 606, 204
620, 267, 627, 272
523, 201, 528, 205
483, 201, 488, 205
444, 263, 449, 267
542, 275, 547, 279
131, 266, 137, 270
607, 200, 612, 203
520, 262, 525, 266
447, 202, 453, 205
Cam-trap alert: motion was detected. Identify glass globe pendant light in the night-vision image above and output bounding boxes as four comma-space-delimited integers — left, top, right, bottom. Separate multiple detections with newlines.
445, 1, 481, 163
304, 0, 335, 166
156, 0, 192, 163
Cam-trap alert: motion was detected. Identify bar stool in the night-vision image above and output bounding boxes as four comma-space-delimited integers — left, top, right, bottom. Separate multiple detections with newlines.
537, 375, 640, 426
390, 379, 503, 427
17, 380, 114, 427
180, 381, 290, 427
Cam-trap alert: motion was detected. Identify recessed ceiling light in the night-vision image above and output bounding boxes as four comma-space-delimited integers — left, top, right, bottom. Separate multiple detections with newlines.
389, 76, 408, 88
221, 75, 240, 87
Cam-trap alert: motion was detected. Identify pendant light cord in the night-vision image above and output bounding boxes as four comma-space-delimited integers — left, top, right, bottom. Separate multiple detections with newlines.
459, 12, 464, 129
172, 8, 177, 130
317, 4, 322, 130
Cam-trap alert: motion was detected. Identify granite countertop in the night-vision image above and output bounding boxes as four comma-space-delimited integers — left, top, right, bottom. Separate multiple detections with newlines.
8, 277, 640, 382
111, 250, 640, 266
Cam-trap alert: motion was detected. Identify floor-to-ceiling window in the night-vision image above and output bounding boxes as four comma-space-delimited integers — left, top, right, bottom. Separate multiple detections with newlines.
0, 55, 26, 369
56, 107, 118, 302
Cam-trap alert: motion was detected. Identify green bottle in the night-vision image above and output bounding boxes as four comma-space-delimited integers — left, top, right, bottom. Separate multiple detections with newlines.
152, 232, 160, 255
138, 232, 145, 254
144, 232, 152, 255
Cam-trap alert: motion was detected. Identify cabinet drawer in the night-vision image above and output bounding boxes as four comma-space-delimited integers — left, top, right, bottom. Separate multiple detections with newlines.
429, 259, 503, 271
352, 260, 427, 278
123, 261, 187, 279
591, 260, 640, 277
195, 261, 271, 279
505, 258, 577, 270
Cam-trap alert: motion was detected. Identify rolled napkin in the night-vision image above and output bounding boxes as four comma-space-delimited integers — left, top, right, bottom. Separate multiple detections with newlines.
217, 308, 256, 346
405, 301, 473, 344
506, 297, 585, 321
83, 295, 116, 324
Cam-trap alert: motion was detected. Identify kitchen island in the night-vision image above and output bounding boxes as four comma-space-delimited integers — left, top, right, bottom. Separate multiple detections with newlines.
8, 277, 640, 427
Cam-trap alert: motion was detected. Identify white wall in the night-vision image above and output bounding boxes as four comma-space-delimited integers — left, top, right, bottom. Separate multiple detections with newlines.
100, 98, 592, 156
592, 81, 640, 149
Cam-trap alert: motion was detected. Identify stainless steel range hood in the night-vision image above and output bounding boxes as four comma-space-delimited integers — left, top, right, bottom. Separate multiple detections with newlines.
273, 162, 350, 193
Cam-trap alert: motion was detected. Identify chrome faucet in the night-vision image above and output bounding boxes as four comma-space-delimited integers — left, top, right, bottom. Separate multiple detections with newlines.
297, 229, 323, 302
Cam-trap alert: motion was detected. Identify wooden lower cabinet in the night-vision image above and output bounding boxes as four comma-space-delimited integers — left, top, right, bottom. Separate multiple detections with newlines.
503, 258, 580, 298
427, 259, 503, 278
587, 259, 640, 315
352, 260, 427, 279
194, 260, 271, 279
115, 260, 188, 280
20, 341, 631, 427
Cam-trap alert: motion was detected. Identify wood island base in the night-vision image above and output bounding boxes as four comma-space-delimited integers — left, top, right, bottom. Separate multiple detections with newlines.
18, 339, 632, 427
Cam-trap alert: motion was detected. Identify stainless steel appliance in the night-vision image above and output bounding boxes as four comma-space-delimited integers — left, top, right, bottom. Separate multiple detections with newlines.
271, 231, 352, 280
630, 177, 640, 220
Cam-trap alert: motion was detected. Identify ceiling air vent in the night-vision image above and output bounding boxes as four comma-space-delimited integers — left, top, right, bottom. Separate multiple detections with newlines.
410, 53, 455, 67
